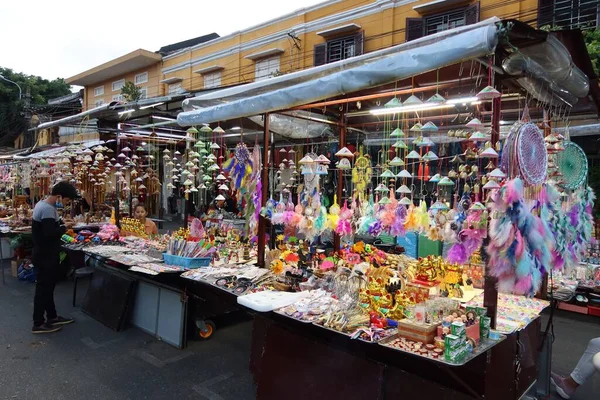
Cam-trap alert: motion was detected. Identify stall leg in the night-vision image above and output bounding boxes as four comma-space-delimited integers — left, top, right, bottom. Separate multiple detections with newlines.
333, 113, 346, 251
258, 113, 270, 267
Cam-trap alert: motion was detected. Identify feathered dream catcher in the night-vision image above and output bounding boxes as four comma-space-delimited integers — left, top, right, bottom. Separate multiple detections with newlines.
336, 200, 353, 236
404, 201, 429, 234
446, 203, 488, 265
244, 143, 262, 238
222, 142, 252, 190
486, 178, 554, 297
357, 194, 376, 235
548, 186, 595, 270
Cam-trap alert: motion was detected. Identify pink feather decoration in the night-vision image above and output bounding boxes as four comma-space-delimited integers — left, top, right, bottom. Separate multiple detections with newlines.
463, 237, 482, 256
515, 230, 524, 259
505, 178, 524, 204
514, 275, 533, 295
498, 277, 517, 293
283, 211, 295, 225
339, 201, 353, 220
336, 220, 352, 235
379, 210, 395, 228
290, 213, 303, 227
271, 212, 285, 225
447, 243, 467, 264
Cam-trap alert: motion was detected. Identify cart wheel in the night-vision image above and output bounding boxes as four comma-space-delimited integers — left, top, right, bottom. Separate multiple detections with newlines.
198, 320, 216, 340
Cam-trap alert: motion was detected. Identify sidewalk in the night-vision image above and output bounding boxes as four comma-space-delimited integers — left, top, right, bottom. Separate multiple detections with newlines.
0, 269, 256, 400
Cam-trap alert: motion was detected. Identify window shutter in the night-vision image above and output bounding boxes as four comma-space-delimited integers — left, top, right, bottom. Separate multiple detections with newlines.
314, 43, 328, 66
537, 0, 555, 28
405, 18, 424, 42
354, 31, 365, 56
465, 1, 480, 25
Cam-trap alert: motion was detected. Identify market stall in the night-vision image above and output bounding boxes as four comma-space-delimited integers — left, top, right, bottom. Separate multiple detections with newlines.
0, 16, 596, 400
169, 17, 597, 399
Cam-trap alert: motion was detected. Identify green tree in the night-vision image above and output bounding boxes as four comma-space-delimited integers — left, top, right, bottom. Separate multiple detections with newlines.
583, 28, 600, 75
0, 67, 71, 147
121, 81, 142, 102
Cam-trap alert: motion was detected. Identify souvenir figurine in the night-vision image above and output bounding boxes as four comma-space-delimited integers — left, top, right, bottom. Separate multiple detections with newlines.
466, 311, 477, 327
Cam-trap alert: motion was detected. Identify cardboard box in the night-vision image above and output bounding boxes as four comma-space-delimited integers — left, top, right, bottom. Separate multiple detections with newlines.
396, 319, 440, 344
437, 323, 480, 344
451, 321, 466, 338
418, 234, 443, 257
397, 232, 418, 258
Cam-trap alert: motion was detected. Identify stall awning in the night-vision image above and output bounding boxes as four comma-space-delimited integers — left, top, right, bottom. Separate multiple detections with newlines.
177, 18, 500, 127
35, 103, 113, 131
13, 139, 108, 160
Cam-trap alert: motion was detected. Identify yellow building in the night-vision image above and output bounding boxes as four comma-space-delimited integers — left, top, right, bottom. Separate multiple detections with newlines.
67, 0, 599, 109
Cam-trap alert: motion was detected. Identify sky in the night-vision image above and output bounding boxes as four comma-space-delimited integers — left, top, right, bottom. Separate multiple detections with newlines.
0, 0, 326, 82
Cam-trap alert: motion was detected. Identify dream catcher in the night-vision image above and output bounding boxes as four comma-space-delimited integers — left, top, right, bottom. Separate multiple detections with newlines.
516, 123, 548, 186
352, 147, 372, 197
222, 142, 252, 190
245, 142, 262, 238
486, 178, 554, 297
299, 153, 320, 195
556, 141, 587, 191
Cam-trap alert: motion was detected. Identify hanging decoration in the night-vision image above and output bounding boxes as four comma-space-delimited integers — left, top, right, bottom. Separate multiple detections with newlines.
222, 142, 253, 189
486, 178, 554, 297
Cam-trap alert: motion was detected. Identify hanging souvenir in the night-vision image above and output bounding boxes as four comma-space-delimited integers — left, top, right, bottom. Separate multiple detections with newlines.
486, 178, 554, 297
555, 141, 588, 190
327, 195, 341, 231
357, 194, 376, 234
336, 200, 353, 236
352, 147, 372, 197
222, 142, 253, 189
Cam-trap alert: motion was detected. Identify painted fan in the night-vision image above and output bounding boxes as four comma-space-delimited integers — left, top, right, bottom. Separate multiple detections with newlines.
556, 141, 588, 190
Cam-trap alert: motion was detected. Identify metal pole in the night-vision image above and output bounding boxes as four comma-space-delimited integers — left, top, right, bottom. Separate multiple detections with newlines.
183, 139, 191, 229
257, 113, 270, 267
0, 74, 22, 100
114, 124, 121, 227
333, 111, 346, 251
484, 92, 501, 329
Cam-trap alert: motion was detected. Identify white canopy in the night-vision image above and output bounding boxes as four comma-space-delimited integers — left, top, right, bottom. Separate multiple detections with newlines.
177, 18, 500, 126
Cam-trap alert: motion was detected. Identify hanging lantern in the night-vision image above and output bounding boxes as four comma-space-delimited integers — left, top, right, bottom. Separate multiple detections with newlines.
476, 86, 501, 99
390, 128, 404, 137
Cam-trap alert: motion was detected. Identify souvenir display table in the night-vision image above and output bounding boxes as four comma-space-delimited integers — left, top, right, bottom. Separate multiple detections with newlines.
249, 312, 541, 400
548, 263, 600, 315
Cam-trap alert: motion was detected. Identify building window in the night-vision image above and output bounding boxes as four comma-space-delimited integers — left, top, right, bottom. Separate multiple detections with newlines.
168, 82, 182, 95
538, 0, 599, 29
203, 71, 222, 89
138, 87, 147, 100
94, 100, 104, 107
424, 9, 467, 35
112, 79, 125, 92
94, 86, 104, 97
314, 31, 364, 66
135, 72, 148, 85
112, 94, 124, 102
255, 56, 280, 81
405, 2, 480, 42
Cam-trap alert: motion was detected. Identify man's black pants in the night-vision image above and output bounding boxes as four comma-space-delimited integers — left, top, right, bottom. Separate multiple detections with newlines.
32, 256, 59, 326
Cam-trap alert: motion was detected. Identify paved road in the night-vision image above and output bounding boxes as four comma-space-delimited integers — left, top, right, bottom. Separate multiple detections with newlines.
0, 269, 256, 400
1, 265, 598, 400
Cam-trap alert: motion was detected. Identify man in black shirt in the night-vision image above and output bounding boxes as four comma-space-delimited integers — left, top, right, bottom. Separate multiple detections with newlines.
31, 182, 79, 334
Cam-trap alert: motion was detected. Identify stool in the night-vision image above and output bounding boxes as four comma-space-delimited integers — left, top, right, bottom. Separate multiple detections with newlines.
72, 267, 94, 307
